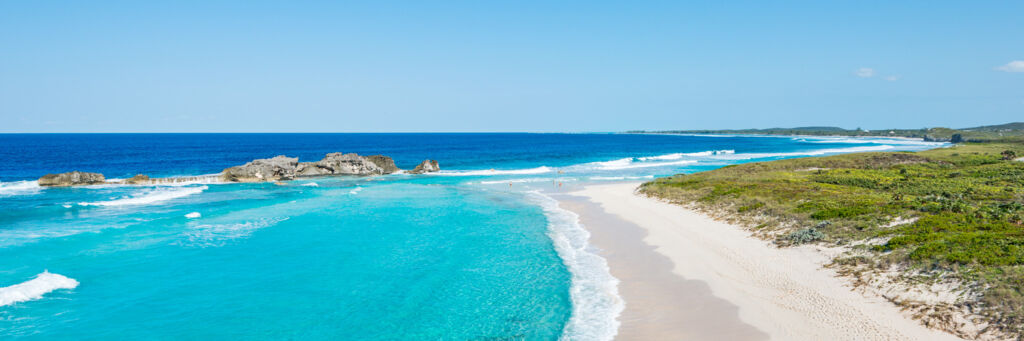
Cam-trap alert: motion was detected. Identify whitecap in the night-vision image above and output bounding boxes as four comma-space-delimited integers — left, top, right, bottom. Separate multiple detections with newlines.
183, 217, 288, 247
0, 180, 42, 198
710, 145, 897, 160
185, 212, 201, 219
529, 193, 623, 341
0, 271, 79, 306
573, 158, 698, 171
478, 178, 558, 185
636, 150, 734, 161
78, 186, 207, 207
349, 187, 363, 195
433, 166, 554, 176
300, 182, 319, 187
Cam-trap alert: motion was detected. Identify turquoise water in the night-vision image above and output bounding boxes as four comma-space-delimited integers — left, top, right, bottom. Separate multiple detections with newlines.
0, 133, 945, 339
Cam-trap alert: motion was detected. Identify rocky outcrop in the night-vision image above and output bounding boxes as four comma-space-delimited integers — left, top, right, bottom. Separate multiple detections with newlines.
34, 153, 426, 186
124, 174, 150, 184
220, 153, 410, 182
38, 171, 106, 187
408, 160, 440, 174
220, 155, 300, 182
296, 153, 387, 176
366, 155, 400, 174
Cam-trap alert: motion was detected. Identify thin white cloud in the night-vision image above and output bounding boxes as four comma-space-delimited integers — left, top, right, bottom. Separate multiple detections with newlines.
854, 67, 876, 78
884, 75, 901, 81
996, 60, 1024, 72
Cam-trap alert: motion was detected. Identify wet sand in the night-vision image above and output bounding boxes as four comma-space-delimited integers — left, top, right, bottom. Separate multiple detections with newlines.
555, 182, 963, 341
553, 194, 768, 340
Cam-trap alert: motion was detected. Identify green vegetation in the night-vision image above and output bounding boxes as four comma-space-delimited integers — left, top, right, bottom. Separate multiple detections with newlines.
629, 121, 1024, 143
640, 143, 1024, 338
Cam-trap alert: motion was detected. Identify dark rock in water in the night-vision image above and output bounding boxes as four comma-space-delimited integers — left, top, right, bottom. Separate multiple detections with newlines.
124, 174, 150, 184
366, 155, 400, 174
38, 171, 106, 187
221, 155, 300, 182
408, 160, 440, 174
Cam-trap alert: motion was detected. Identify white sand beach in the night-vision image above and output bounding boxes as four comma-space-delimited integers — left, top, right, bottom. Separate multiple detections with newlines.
558, 182, 964, 341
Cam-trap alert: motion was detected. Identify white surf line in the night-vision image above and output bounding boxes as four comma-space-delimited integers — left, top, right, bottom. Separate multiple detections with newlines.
432, 166, 554, 176
529, 192, 624, 341
78, 185, 207, 207
0, 180, 42, 197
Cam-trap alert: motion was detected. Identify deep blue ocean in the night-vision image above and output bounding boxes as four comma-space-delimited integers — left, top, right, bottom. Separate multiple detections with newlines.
0, 133, 945, 340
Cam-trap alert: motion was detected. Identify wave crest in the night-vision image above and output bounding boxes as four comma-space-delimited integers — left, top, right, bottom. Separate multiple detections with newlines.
637, 150, 735, 160
79, 186, 207, 207
182, 217, 288, 247
0, 271, 79, 306
710, 145, 897, 160
529, 193, 623, 341
0, 180, 42, 198
434, 166, 554, 176
573, 158, 698, 171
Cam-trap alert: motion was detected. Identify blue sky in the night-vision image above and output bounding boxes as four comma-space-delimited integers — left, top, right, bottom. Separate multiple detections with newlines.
1, 1, 1021, 132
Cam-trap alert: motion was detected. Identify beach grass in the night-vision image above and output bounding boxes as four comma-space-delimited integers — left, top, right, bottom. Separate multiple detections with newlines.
640, 142, 1024, 338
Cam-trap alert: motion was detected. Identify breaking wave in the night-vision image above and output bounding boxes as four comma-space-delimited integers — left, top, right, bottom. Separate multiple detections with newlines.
79, 186, 207, 207
0, 180, 42, 198
477, 178, 569, 185
709, 145, 897, 160
182, 217, 289, 247
434, 166, 554, 176
574, 158, 697, 171
637, 150, 735, 160
0, 271, 79, 307
529, 193, 623, 341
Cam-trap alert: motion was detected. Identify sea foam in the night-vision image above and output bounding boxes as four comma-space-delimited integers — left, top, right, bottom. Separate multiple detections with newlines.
710, 145, 899, 160
0, 180, 42, 197
433, 166, 554, 176
477, 177, 567, 185
79, 185, 207, 207
0, 271, 79, 306
530, 193, 623, 341
636, 149, 735, 160
183, 217, 289, 247
573, 158, 698, 171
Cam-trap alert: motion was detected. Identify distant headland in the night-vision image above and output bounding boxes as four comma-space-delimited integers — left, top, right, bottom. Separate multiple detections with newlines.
629, 122, 1024, 144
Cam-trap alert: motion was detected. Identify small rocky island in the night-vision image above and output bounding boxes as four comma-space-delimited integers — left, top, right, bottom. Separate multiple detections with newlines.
37, 171, 107, 187
36, 153, 440, 186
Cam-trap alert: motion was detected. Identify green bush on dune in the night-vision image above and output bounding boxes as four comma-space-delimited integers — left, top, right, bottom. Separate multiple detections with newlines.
640, 142, 1024, 337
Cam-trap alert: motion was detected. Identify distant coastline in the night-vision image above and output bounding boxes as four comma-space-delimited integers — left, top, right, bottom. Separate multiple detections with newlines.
628, 121, 1024, 144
